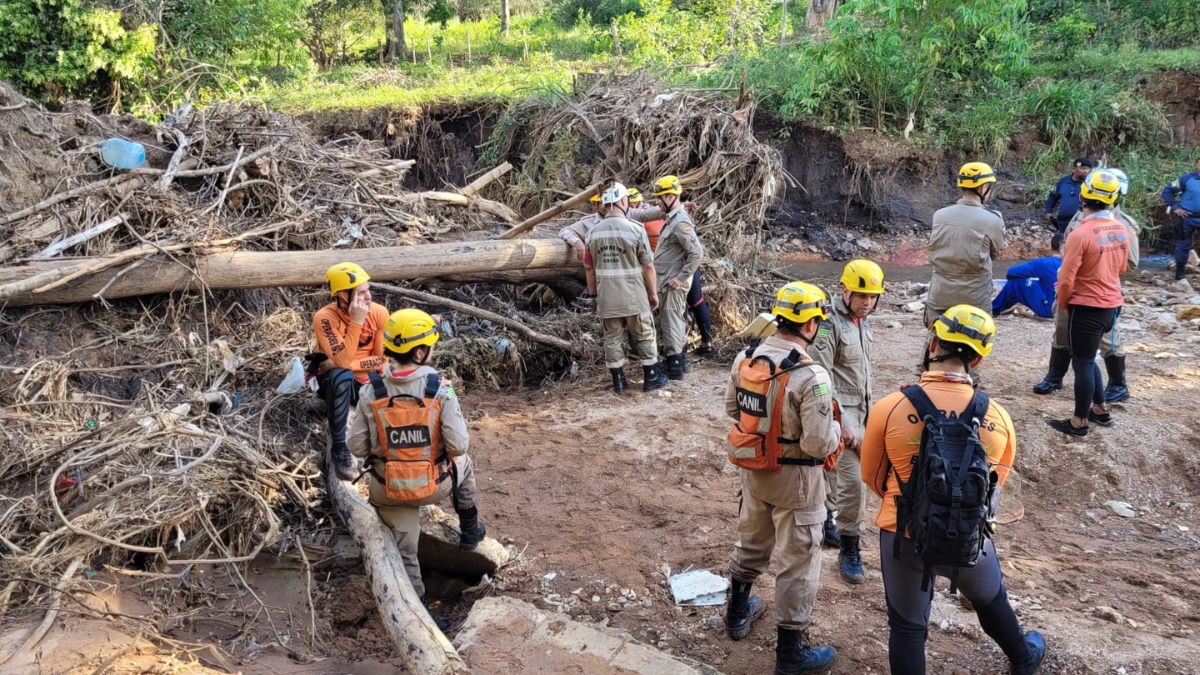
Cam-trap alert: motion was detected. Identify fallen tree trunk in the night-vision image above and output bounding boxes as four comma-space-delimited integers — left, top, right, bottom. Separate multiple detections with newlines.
496, 184, 599, 239
0, 239, 575, 307
377, 191, 518, 223
322, 458, 471, 675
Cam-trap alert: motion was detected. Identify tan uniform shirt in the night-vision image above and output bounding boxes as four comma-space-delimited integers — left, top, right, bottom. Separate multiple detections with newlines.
724, 335, 842, 524
1066, 204, 1140, 270
585, 214, 654, 318
926, 197, 1007, 317
558, 213, 600, 247
651, 207, 704, 291
810, 294, 873, 436
348, 363, 470, 507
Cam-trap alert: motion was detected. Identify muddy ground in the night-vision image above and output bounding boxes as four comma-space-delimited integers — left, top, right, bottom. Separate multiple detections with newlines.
5, 269, 1198, 675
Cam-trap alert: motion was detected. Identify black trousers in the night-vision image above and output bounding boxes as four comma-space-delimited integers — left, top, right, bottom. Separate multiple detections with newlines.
1067, 305, 1117, 419
687, 270, 713, 344
318, 367, 359, 448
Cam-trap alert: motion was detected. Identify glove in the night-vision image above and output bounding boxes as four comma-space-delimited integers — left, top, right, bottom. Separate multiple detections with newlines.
304, 352, 330, 376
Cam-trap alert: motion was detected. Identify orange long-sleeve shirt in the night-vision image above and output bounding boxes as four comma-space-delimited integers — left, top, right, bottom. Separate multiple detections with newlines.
1056, 214, 1128, 310
859, 372, 1016, 534
312, 301, 390, 382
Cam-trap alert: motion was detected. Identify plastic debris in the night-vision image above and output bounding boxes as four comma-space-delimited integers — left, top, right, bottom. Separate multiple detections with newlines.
669, 569, 729, 606
276, 357, 307, 395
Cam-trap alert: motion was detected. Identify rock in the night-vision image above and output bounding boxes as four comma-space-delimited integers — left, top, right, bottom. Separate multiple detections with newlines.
1155, 313, 1179, 331
1105, 501, 1137, 518
1188, 335, 1200, 344
886, 321, 902, 330
1095, 606, 1125, 624
1172, 279, 1194, 294
903, 301, 924, 313
1117, 320, 1144, 332
1176, 305, 1200, 321
418, 505, 508, 578
1153, 352, 1176, 359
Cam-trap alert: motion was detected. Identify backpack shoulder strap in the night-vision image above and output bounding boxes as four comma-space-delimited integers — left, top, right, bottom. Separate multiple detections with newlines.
367, 370, 387, 400
424, 373, 443, 400
900, 385, 939, 425
744, 337, 761, 359
965, 390, 990, 426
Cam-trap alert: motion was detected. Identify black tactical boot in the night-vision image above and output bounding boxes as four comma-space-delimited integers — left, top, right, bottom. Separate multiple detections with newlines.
643, 364, 669, 392
610, 367, 628, 394
666, 354, 685, 381
1033, 347, 1070, 395
725, 579, 767, 641
457, 506, 486, 551
331, 442, 356, 481
838, 535, 865, 584
821, 513, 840, 548
1011, 631, 1047, 675
1103, 354, 1129, 403
680, 351, 692, 374
775, 626, 835, 674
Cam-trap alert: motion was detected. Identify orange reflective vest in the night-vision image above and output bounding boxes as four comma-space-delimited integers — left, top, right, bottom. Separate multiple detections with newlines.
644, 219, 665, 251
367, 372, 455, 503
727, 342, 844, 472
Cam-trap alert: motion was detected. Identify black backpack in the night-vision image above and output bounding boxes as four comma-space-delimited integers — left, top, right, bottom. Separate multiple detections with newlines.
893, 385, 1000, 593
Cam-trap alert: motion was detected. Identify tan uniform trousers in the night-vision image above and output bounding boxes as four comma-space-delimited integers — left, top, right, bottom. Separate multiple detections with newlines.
602, 312, 658, 368
729, 481, 824, 631
824, 445, 867, 536
373, 454, 479, 599
1052, 302, 1123, 356
659, 279, 692, 356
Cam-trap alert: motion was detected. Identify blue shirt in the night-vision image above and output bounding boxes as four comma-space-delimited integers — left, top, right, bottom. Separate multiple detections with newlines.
1045, 175, 1084, 221
1162, 171, 1200, 215
992, 257, 1061, 318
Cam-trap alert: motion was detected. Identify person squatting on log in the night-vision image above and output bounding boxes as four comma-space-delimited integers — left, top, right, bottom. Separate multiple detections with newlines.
309, 262, 390, 480
811, 259, 884, 585
859, 304, 1046, 675
646, 175, 704, 380
584, 183, 669, 394
1034, 167, 1139, 404
559, 193, 605, 262
1046, 169, 1130, 438
723, 282, 843, 674
1161, 157, 1200, 281
347, 308, 488, 628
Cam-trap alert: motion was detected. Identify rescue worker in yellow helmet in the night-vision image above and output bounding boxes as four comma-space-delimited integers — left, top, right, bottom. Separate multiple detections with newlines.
860, 305, 1046, 675
560, 193, 606, 263
310, 262, 390, 480
723, 281, 841, 673
347, 308, 487, 629
924, 162, 1007, 385
811, 260, 884, 585
645, 175, 704, 380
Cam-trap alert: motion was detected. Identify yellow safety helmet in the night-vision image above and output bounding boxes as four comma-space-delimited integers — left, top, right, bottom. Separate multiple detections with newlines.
651, 175, 682, 196
383, 308, 440, 354
771, 282, 831, 325
931, 305, 995, 357
590, 193, 602, 204
628, 188, 643, 204
326, 262, 370, 296
840, 259, 885, 295
1081, 169, 1121, 205
957, 162, 997, 189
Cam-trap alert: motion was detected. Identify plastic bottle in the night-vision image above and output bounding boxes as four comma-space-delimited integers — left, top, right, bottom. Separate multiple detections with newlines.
98, 138, 146, 169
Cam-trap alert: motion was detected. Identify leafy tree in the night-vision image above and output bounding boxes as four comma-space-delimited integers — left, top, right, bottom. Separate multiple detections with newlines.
0, 0, 156, 106
304, 0, 378, 71
151, 0, 310, 62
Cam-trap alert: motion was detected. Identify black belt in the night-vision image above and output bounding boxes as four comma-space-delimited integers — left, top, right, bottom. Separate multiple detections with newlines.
779, 457, 822, 467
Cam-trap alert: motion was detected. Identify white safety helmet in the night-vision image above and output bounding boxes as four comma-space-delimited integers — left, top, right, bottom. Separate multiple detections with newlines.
1095, 166, 1129, 196
601, 182, 629, 206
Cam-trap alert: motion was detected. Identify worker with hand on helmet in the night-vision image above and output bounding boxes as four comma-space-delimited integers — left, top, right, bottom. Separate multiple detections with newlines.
560, 193, 606, 262
1035, 167, 1139, 403
723, 282, 841, 674
810, 260, 884, 585
347, 308, 487, 628
312, 262, 391, 480
860, 305, 1046, 675
1048, 169, 1130, 437
585, 182, 669, 394
643, 175, 704, 380
1044, 157, 1092, 250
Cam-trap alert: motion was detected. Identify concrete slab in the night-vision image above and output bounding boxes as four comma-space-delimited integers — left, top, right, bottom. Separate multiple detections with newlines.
455, 596, 723, 675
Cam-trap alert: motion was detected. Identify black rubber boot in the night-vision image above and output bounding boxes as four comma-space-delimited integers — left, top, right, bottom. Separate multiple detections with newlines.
838, 535, 865, 584
1032, 347, 1070, 395
726, 579, 767, 641
775, 626, 835, 674
457, 506, 487, 551
643, 364, 669, 392
322, 368, 359, 480
610, 368, 628, 394
821, 513, 840, 548
666, 354, 685, 381
1103, 354, 1129, 403
680, 351, 691, 374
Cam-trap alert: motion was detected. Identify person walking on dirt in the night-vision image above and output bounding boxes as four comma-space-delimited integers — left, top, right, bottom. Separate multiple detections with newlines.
811, 260, 884, 585
1047, 170, 1130, 437
584, 182, 669, 394
310, 262, 390, 480
1044, 157, 1092, 251
859, 304, 1046, 675
1034, 167, 1139, 403
1160, 157, 1200, 281
647, 175, 704, 379
347, 307, 487, 629
559, 194, 605, 262
723, 281, 841, 673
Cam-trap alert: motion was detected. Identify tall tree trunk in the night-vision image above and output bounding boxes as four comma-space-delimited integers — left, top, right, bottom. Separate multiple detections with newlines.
384, 0, 407, 62
805, 0, 841, 29
501, 0, 510, 36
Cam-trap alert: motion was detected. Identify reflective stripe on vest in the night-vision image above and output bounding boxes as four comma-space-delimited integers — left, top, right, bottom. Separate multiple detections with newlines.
388, 474, 430, 491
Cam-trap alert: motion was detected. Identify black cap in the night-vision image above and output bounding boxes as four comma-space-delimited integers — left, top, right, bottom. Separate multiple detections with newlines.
1074, 157, 1093, 168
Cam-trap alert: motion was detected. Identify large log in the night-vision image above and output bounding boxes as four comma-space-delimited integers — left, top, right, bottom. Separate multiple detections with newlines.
0, 239, 575, 307
322, 458, 471, 675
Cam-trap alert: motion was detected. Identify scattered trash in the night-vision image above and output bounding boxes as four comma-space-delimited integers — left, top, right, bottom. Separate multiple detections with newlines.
669, 569, 729, 606
939, 619, 949, 630
544, 572, 558, 580
98, 138, 146, 169
276, 357, 307, 394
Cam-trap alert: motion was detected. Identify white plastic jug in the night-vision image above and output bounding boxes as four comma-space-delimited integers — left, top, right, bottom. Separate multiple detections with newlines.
98, 138, 146, 169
